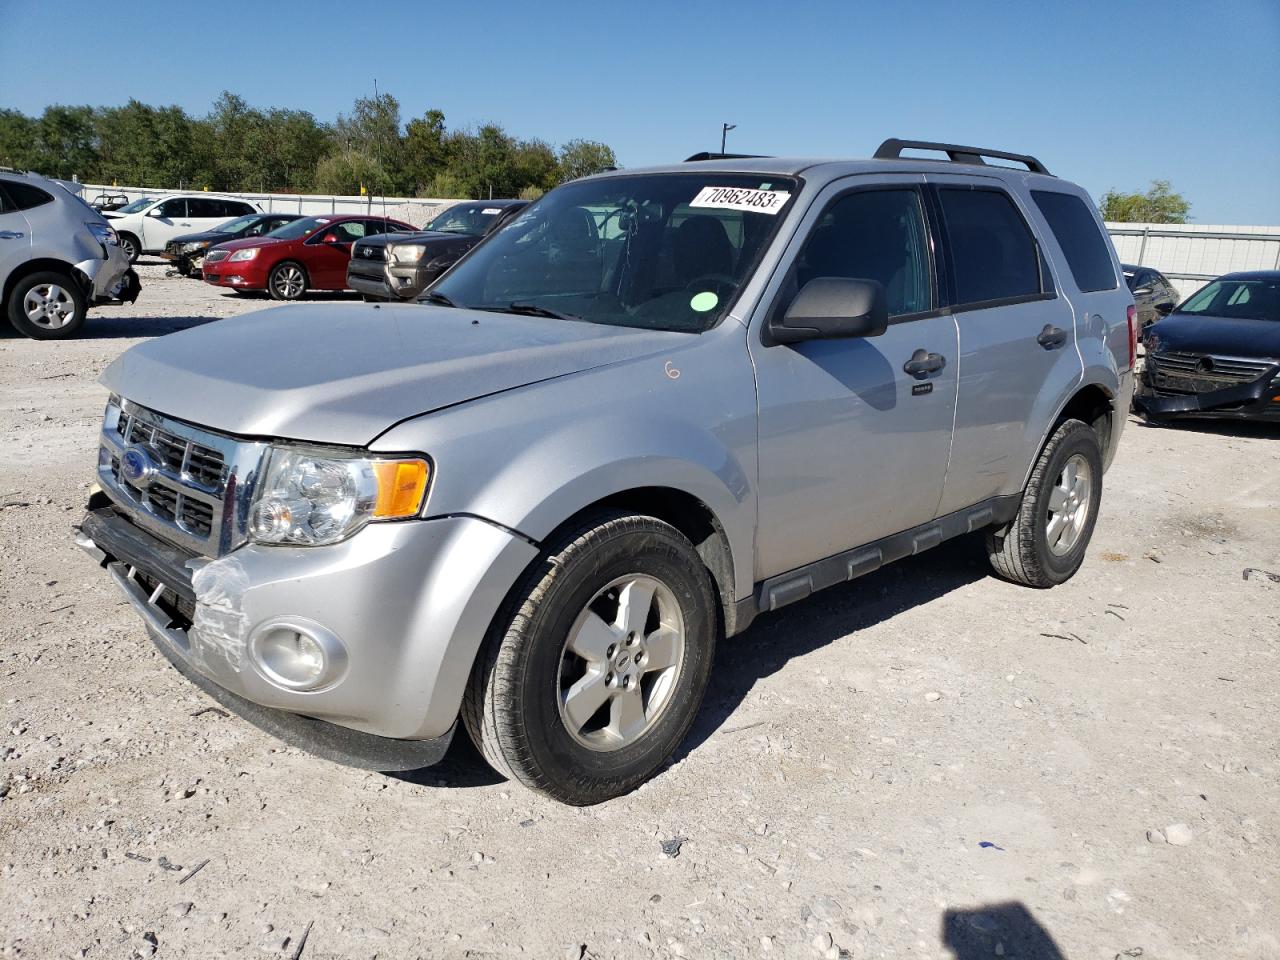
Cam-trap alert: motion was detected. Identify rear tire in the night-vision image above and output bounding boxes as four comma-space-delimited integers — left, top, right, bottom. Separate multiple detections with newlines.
986, 419, 1102, 588
463, 511, 717, 805
268, 261, 307, 301
118, 233, 141, 264
6, 271, 88, 340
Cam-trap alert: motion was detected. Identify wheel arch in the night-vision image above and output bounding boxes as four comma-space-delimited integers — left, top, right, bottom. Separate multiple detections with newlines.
3, 259, 90, 312
271, 258, 310, 292
1053, 381, 1116, 469
539, 485, 742, 638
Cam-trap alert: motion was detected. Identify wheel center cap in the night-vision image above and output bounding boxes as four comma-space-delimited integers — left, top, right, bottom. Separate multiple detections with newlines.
615, 652, 632, 670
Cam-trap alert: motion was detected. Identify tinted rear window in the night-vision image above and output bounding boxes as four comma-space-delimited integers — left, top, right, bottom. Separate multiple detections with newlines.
2, 180, 54, 211
939, 188, 1042, 305
1032, 190, 1117, 293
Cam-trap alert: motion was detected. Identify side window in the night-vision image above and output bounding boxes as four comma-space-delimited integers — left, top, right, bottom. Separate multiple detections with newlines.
231, 201, 255, 216
1031, 190, 1117, 293
0, 182, 15, 214
793, 188, 932, 316
3, 181, 54, 211
187, 198, 222, 218
157, 198, 187, 218
333, 221, 366, 242
939, 188, 1042, 306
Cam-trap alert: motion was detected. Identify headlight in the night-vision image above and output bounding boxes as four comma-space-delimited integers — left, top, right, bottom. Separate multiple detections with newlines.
249, 446, 431, 546
87, 222, 118, 246
183, 240, 211, 253
228, 248, 260, 262
388, 244, 427, 264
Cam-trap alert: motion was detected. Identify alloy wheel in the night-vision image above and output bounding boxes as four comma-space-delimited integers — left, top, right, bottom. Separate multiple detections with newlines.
23, 283, 78, 330
1045, 453, 1093, 556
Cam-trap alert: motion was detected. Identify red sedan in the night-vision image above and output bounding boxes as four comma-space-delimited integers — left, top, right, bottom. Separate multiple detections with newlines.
202, 214, 416, 300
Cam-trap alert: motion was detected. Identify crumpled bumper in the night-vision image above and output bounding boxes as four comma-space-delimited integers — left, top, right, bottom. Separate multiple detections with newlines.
74, 498, 539, 769
1134, 363, 1280, 421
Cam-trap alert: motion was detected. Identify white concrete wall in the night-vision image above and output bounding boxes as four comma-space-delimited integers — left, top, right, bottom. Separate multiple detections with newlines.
1105, 223, 1280, 300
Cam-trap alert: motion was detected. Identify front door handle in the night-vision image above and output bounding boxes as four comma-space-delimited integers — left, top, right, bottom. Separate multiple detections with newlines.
0, 230, 25, 239
1037, 325, 1068, 350
903, 349, 946, 379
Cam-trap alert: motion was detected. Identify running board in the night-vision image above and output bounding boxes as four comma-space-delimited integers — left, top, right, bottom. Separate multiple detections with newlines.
754, 495, 1021, 614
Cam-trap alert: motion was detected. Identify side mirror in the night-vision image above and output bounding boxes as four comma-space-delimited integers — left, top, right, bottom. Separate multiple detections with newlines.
767, 277, 889, 345
147, 208, 165, 218
321, 233, 341, 244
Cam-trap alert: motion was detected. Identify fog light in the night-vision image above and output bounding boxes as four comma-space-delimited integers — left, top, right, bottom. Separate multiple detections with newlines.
248, 617, 347, 691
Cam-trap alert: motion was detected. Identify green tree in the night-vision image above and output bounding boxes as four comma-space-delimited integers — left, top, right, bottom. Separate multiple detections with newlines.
35, 105, 98, 180
0, 109, 40, 170
404, 109, 448, 194
1099, 180, 1191, 223
558, 139, 617, 181
313, 149, 394, 196
334, 93, 405, 192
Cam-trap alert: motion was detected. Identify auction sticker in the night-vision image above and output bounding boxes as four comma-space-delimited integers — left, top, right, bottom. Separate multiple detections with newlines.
690, 186, 790, 215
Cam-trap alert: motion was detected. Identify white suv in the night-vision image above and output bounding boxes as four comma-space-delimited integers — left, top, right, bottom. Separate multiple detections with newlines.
102, 194, 261, 262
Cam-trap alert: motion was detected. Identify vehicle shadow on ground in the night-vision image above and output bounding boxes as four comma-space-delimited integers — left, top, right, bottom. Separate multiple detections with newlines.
941, 901, 1066, 959
1130, 414, 1280, 440
672, 534, 990, 762
393, 534, 991, 793
79, 316, 224, 339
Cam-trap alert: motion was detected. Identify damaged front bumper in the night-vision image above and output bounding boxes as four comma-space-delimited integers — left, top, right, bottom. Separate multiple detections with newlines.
75, 497, 539, 770
1134, 362, 1280, 422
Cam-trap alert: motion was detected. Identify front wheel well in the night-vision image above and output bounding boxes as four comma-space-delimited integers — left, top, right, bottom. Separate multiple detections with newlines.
548, 487, 739, 637
2, 259, 86, 310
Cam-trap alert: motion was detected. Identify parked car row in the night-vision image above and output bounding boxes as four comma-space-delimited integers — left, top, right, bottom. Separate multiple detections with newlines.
101, 194, 262, 262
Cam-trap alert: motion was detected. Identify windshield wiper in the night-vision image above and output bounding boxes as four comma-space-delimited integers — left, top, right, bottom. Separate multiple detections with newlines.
420, 291, 457, 308
505, 301, 581, 321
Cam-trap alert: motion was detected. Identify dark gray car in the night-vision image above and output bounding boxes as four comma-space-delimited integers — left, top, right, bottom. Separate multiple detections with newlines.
347, 200, 526, 301
76, 139, 1134, 804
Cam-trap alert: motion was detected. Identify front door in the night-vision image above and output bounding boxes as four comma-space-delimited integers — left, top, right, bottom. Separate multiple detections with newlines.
141, 198, 191, 250
750, 177, 959, 581
305, 219, 367, 288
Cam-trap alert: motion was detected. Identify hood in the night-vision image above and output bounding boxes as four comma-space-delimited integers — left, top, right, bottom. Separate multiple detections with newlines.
214, 235, 288, 253
355, 230, 466, 250
100, 303, 690, 446
1149, 313, 1280, 360
169, 229, 236, 246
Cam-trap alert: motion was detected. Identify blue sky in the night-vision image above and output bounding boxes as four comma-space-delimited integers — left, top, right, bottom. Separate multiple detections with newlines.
3, 0, 1278, 223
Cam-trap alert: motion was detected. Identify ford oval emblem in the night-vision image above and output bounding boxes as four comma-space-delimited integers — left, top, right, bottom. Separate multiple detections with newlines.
120, 445, 155, 486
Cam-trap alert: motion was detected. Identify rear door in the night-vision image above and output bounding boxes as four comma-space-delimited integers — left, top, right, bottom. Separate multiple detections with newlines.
0, 180, 33, 286
927, 177, 1081, 515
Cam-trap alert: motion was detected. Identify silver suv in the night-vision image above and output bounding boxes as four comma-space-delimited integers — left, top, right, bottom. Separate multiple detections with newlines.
1, 170, 138, 339
75, 140, 1136, 804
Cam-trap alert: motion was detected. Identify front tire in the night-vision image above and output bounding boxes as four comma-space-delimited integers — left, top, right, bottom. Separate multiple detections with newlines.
268, 261, 308, 301
463, 512, 717, 805
118, 233, 141, 264
986, 418, 1103, 587
6, 271, 88, 340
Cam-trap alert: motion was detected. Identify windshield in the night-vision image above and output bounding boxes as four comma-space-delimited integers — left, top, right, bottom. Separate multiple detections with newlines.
215, 215, 260, 234
430, 174, 797, 333
1175, 278, 1280, 322
117, 197, 155, 214
425, 203, 510, 236
265, 216, 329, 240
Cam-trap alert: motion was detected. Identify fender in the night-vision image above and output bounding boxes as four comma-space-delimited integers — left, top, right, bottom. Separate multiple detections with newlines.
372, 330, 760, 602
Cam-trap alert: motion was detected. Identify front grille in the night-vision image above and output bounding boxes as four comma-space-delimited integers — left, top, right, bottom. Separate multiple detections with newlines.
98, 398, 267, 556
204, 249, 229, 263
358, 244, 385, 261
1150, 352, 1275, 387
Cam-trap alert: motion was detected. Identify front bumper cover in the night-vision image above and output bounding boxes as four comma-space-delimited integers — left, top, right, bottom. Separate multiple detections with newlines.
75, 498, 539, 769
1134, 362, 1280, 421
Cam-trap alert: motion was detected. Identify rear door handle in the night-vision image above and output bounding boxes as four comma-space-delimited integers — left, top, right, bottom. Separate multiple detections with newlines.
903, 349, 946, 379
1037, 324, 1068, 349
0, 231, 24, 239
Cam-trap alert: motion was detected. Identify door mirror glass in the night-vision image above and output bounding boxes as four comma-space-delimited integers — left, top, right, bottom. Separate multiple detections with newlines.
147, 207, 164, 218
769, 277, 889, 345
321, 233, 341, 244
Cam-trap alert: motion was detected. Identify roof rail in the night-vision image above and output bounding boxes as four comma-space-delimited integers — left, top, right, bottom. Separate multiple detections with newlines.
873, 138, 1051, 176
684, 152, 772, 162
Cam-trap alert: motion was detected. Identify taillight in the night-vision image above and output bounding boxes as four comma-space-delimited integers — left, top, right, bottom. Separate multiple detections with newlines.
1126, 304, 1137, 372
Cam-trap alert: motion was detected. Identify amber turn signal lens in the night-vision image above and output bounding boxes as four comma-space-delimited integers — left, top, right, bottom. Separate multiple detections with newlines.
371, 459, 430, 518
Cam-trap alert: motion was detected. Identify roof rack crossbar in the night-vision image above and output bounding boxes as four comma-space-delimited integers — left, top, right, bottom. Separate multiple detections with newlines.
684, 152, 772, 162
873, 138, 1051, 176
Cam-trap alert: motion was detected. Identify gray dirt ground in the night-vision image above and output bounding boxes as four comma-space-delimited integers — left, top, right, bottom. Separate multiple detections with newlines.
1, 263, 1278, 960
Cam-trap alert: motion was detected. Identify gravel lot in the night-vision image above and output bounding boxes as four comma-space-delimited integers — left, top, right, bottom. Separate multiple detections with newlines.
1, 263, 1278, 959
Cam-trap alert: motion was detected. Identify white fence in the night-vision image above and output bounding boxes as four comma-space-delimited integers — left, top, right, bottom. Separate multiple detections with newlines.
1105, 222, 1280, 300
75, 183, 456, 227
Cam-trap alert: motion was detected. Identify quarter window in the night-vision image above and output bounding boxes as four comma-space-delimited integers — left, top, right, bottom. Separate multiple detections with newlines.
2, 180, 54, 211
1031, 190, 1117, 293
795, 189, 932, 316
939, 188, 1042, 306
